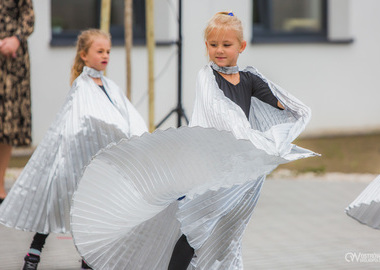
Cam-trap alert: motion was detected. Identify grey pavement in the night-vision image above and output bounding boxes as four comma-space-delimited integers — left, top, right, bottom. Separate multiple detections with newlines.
1, 170, 379, 269
242, 175, 380, 269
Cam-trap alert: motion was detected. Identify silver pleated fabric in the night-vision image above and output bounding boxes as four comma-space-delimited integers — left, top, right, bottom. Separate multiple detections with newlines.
70, 64, 316, 270
346, 175, 380, 229
71, 127, 291, 270
191, 64, 312, 158
178, 179, 265, 270
180, 64, 316, 269
0, 66, 147, 234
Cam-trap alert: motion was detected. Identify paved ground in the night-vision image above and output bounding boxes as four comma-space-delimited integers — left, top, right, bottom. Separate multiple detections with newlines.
1, 169, 379, 269
243, 174, 380, 269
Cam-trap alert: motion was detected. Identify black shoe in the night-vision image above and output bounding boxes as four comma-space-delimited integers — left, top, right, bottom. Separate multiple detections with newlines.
23, 254, 40, 270
81, 260, 92, 269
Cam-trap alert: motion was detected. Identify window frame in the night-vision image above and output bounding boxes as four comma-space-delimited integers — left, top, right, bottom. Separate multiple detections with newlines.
50, 0, 147, 47
251, 0, 329, 44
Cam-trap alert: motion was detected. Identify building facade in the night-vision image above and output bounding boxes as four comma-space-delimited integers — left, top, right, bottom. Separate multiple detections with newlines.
28, 0, 380, 144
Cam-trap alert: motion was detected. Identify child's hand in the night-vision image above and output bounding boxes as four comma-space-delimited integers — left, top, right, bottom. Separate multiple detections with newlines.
277, 100, 285, 110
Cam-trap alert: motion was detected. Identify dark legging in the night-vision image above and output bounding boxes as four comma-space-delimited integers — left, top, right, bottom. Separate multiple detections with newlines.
28, 232, 92, 268
167, 234, 194, 270
30, 233, 49, 252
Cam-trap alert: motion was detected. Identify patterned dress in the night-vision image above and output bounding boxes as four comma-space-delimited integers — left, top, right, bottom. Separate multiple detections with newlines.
0, 0, 34, 146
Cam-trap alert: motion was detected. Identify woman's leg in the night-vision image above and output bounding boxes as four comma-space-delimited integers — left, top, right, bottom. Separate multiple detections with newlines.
167, 234, 195, 270
0, 143, 12, 202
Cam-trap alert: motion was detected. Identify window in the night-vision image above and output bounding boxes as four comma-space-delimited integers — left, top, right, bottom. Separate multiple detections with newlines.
252, 0, 327, 43
51, 0, 146, 46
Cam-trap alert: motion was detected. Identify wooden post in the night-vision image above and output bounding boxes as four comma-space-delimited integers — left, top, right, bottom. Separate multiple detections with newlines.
100, 0, 111, 76
100, 0, 111, 32
124, 0, 133, 100
146, 0, 155, 132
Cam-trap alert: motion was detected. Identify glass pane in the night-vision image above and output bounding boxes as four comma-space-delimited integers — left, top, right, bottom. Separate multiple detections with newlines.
51, 0, 99, 34
253, 0, 262, 25
271, 0, 323, 33
110, 0, 124, 36
132, 0, 146, 40
51, 0, 145, 43
109, 0, 146, 40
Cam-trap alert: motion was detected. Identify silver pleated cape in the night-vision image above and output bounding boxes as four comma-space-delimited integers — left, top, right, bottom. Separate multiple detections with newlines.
70, 63, 317, 269
183, 64, 316, 269
0, 66, 147, 234
346, 174, 380, 229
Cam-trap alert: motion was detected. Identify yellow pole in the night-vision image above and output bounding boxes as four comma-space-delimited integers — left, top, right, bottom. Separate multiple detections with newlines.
100, 0, 111, 76
125, 0, 133, 100
100, 0, 111, 32
146, 0, 155, 132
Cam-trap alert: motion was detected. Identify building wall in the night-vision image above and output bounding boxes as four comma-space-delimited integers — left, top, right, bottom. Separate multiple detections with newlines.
28, 0, 380, 145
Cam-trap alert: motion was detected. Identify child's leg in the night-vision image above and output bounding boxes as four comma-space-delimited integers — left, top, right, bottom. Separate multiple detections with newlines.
81, 259, 93, 269
29, 232, 49, 255
23, 233, 49, 270
167, 234, 194, 270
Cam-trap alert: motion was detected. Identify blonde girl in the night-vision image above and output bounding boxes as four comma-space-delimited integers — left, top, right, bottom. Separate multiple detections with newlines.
167, 11, 312, 269
0, 29, 146, 270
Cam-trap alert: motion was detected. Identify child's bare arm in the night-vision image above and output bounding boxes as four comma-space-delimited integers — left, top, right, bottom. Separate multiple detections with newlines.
277, 100, 285, 110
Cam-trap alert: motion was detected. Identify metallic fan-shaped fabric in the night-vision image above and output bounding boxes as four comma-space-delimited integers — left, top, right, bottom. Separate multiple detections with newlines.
71, 127, 291, 269
346, 175, 380, 229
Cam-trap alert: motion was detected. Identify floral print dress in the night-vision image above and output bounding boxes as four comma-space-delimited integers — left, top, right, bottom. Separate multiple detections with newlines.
0, 0, 34, 146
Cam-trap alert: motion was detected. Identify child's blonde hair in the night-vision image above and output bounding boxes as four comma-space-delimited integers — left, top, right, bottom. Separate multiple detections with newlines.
204, 11, 244, 44
70, 29, 111, 85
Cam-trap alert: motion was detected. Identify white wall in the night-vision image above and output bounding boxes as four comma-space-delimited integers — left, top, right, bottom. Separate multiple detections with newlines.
28, 0, 380, 145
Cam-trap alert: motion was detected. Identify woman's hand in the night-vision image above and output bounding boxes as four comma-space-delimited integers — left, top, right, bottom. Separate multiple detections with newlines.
0, 36, 20, 58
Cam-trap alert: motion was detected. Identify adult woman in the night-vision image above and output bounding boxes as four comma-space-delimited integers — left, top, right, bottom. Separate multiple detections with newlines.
0, 0, 34, 203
